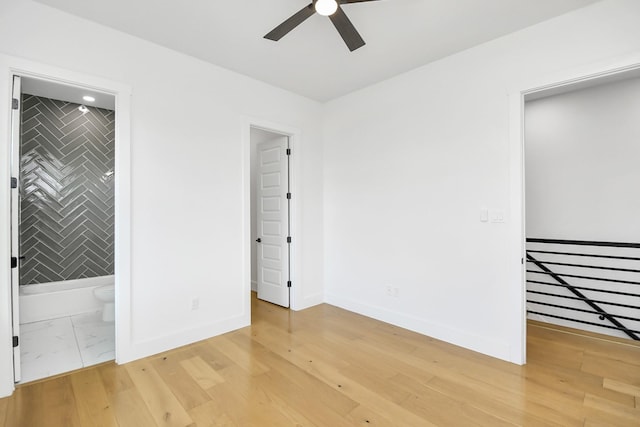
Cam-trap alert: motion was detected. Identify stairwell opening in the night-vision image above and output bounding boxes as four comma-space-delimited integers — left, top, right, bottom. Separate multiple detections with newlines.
523, 69, 640, 342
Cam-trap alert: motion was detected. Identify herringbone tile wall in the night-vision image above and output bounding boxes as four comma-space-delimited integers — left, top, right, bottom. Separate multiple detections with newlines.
19, 94, 115, 285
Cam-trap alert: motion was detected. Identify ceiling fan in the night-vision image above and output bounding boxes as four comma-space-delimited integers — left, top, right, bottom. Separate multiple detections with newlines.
264, 0, 379, 52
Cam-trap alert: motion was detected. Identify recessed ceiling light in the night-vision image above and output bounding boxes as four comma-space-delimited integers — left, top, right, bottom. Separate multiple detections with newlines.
82, 95, 95, 102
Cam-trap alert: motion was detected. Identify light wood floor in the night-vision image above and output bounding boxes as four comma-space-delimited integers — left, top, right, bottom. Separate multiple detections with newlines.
1, 294, 639, 426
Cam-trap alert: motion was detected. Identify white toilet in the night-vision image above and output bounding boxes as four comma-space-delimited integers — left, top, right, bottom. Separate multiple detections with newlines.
94, 284, 115, 322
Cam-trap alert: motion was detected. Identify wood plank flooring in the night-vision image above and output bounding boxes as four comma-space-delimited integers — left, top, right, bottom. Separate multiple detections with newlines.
1, 294, 639, 426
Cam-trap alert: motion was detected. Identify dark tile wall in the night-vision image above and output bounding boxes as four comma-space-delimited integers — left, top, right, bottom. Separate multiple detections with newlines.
19, 94, 115, 285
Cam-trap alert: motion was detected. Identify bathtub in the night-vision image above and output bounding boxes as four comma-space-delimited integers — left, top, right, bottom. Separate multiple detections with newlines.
19, 275, 114, 324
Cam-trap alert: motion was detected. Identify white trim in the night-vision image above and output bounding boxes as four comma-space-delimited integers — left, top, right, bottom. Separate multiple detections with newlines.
325, 292, 512, 361
508, 51, 640, 366
9, 74, 21, 382
296, 292, 323, 311
508, 90, 526, 365
242, 117, 302, 311
120, 314, 248, 362
0, 54, 132, 397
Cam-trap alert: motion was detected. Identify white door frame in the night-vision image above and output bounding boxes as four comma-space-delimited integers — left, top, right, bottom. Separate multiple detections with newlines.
9, 75, 21, 382
0, 54, 132, 397
242, 118, 301, 312
508, 52, 640, 365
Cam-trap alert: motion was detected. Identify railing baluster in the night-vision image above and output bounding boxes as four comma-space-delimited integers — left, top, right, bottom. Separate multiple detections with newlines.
527, 279, 640, 298
527, 289, 640, 310
527, 238, 640, 248
526, 251, 639, 341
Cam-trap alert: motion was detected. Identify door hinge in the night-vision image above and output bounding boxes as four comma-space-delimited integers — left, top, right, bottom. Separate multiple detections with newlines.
286, 192, 291, 199
287, 236, 291, 243
286, 148, 291, 156
287, 280, 292, 288
11, 177, 17, 189
12, 336, 18, 348
11, 257, 17, 269
521, 258, 524, 265
12, 98, 19, 110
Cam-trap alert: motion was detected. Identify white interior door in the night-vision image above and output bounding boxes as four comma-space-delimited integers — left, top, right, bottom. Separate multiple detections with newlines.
10, 75, 21, 382
256, 138, 290, 307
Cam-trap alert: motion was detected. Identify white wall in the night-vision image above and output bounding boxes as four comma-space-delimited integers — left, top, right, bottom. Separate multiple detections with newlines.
323, 0, 640, 363
525, 76, 640, 241
0, 0, 324, 397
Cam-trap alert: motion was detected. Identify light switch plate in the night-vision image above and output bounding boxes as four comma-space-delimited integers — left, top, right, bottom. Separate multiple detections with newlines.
490, 210, 505, 223
480, 208, 488, 222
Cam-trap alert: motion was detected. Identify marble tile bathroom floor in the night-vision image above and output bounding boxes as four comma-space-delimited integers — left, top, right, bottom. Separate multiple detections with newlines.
19, 311, 115, 384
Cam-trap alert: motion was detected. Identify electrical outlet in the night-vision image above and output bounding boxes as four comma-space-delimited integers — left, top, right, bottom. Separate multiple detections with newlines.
191, 298, 200, 310
385, 285, 394, 296
385, 285, 399, 297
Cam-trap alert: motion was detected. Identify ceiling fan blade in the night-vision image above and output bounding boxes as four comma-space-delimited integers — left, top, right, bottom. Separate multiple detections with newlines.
264, 3, 316, 41
329, 6, 365, 51
339, 0, 380, 3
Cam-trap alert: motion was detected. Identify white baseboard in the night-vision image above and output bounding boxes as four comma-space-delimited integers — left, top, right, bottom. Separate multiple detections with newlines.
325, 293, 512, 363
119, 313, 249, 364
251, 280, 257, 292
293, 292, 323, 311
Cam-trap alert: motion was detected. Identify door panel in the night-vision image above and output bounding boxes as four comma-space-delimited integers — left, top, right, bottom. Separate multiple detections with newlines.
256, 138, 289, 307
261, 197, 281, 212
262, 221, 281, 236
10, 75, 21, 382
262, 244, 281, 261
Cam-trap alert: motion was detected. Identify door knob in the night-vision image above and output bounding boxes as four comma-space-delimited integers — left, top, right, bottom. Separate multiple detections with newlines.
256, 238, 261, 243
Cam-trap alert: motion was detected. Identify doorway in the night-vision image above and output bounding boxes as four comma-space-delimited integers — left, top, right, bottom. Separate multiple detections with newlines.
9, 75, 117, 383
516, 65, 640, 359
250, 127, 292, 308
523, 71, 640, 342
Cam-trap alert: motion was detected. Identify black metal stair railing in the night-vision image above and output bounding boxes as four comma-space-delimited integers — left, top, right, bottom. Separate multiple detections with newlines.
526, 238, 640, 341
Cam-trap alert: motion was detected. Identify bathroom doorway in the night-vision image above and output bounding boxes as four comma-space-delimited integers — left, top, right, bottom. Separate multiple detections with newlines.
250, 127, 291, 308
9, 75, 117, 383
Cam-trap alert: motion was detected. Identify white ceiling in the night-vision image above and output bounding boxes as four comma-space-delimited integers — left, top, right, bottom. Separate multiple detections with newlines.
34, 0, 600, 102
22, 77, 116, 110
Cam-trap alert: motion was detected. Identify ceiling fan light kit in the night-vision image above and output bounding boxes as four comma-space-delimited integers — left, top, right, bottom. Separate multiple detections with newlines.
315, 0, 338, 16
264, 0, 380, 52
